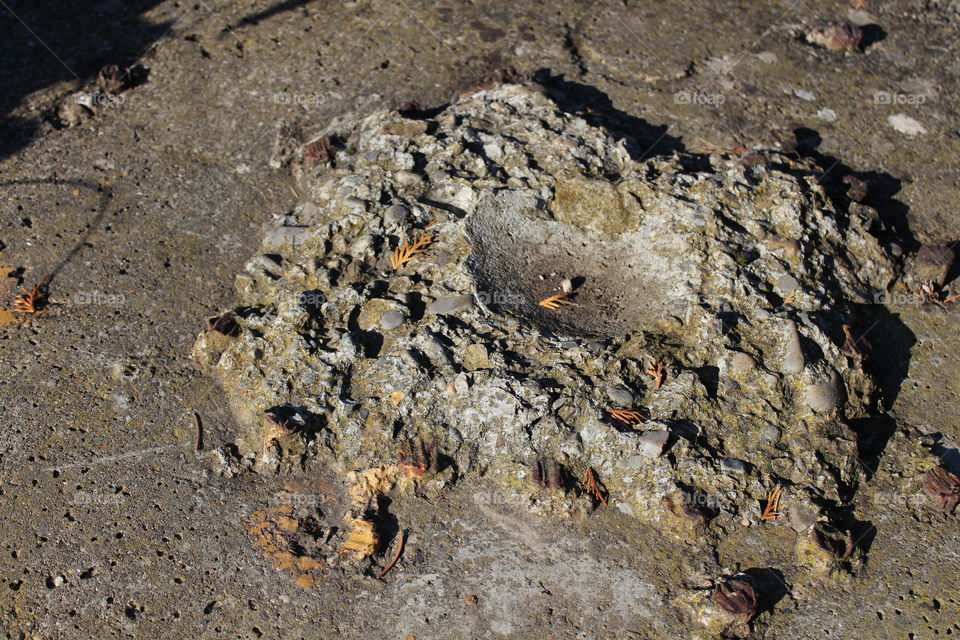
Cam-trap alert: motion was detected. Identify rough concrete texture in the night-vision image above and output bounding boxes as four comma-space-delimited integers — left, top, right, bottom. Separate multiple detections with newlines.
1, 1, 959, 639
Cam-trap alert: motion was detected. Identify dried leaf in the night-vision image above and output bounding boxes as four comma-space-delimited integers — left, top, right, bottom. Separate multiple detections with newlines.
605, 408, 648, 425
12, 275, 50, 315
581, 467, 608, 505
390, 233, 433, 269
760, 486, 783, 521
538, 293, 573, 309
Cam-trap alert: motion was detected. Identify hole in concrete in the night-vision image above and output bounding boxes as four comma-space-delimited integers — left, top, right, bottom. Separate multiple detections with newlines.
465, 188, 696, 338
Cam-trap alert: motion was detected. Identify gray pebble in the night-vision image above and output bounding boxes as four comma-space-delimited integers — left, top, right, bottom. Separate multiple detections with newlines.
803, 374, 844, 413
636, 430, 669, 458
776, 273, 800, 293
262, 226, 309, 251
426, 294, 475, 315
781, 321, 805, 373
718, 457, 749, 474
788, 504, 820, 532
607, 386, 635, 406
384, 204, 409, 224
760, 425, 781, 444
344, 196, 367, 212
730, 352, 757, 376
395, 170, 423, 186
379, 309, 407, 330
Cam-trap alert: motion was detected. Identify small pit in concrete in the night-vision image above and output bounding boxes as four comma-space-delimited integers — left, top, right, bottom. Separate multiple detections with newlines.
466, 187, 697, 337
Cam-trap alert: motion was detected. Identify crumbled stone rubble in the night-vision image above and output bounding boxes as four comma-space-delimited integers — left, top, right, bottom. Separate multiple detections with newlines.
194, 83, 902, 612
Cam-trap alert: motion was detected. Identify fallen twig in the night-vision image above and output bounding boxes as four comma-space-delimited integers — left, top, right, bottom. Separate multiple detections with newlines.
376, 530, 406, 579
193, 412, 203, 451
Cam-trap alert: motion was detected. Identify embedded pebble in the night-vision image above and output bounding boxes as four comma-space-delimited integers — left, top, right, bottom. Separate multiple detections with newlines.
379, 309, 407, 330
426, 294, 475, 315
781, 322, 806, 373
718, 458, 749, 474
607, 386, 635, 406
760, 425, 782, 444
803, 374, 844, 413
384, 204, 410, 224
916, 244, 955, 286
729, 352, 757, 376
343, 196, 367, 211
636, 430, 670, 458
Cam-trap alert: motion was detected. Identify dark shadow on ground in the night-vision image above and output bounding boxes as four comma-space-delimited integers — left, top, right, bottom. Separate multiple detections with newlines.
793, 127, 918, 253
225, 0, 318, 31
743, 567, 790, 614
532, 68, 686, 163
848, 415, 899, 480
854, 305, 917, 411
0, 0, 171, 160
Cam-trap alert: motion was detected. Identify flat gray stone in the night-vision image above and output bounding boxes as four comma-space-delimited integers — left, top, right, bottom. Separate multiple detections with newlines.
426, 294, 475, 315
379, 309, 407, 330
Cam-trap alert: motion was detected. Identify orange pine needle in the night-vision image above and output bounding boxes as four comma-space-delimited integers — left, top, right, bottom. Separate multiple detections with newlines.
376, 530, 406, 579
12, 275, 50, 315
944, 292, 960, 304
390, 233, 433, 269
538, 293, 572, 309
760, 487, 783, 521
646, 361, 666, 389
581, 467, 608, 505
605, 408, 648, 425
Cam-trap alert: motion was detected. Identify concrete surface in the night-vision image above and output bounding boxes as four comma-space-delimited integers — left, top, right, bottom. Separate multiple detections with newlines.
1, 0, 959, 638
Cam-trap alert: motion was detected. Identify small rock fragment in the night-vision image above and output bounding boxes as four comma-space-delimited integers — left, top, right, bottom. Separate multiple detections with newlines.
803, 373, 844, 413
606, 386, 635, 406
384, 204, 410, 224
96, 64, 128, 94
781, 322, 806, 373
58, 98, 93, 127
888, 114, 927, 136
729, 351, 758, 376
426, 294, 475, 315
718, 458, 749, 474
806, 21, 863, 53
712, 577, 758, 617
842, 175, 870, 203
915, 245, 955, 288
766, 238, 800, 260
924, 466, 960, 512
379, 309, 407, 330
636, 430, 669, 458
